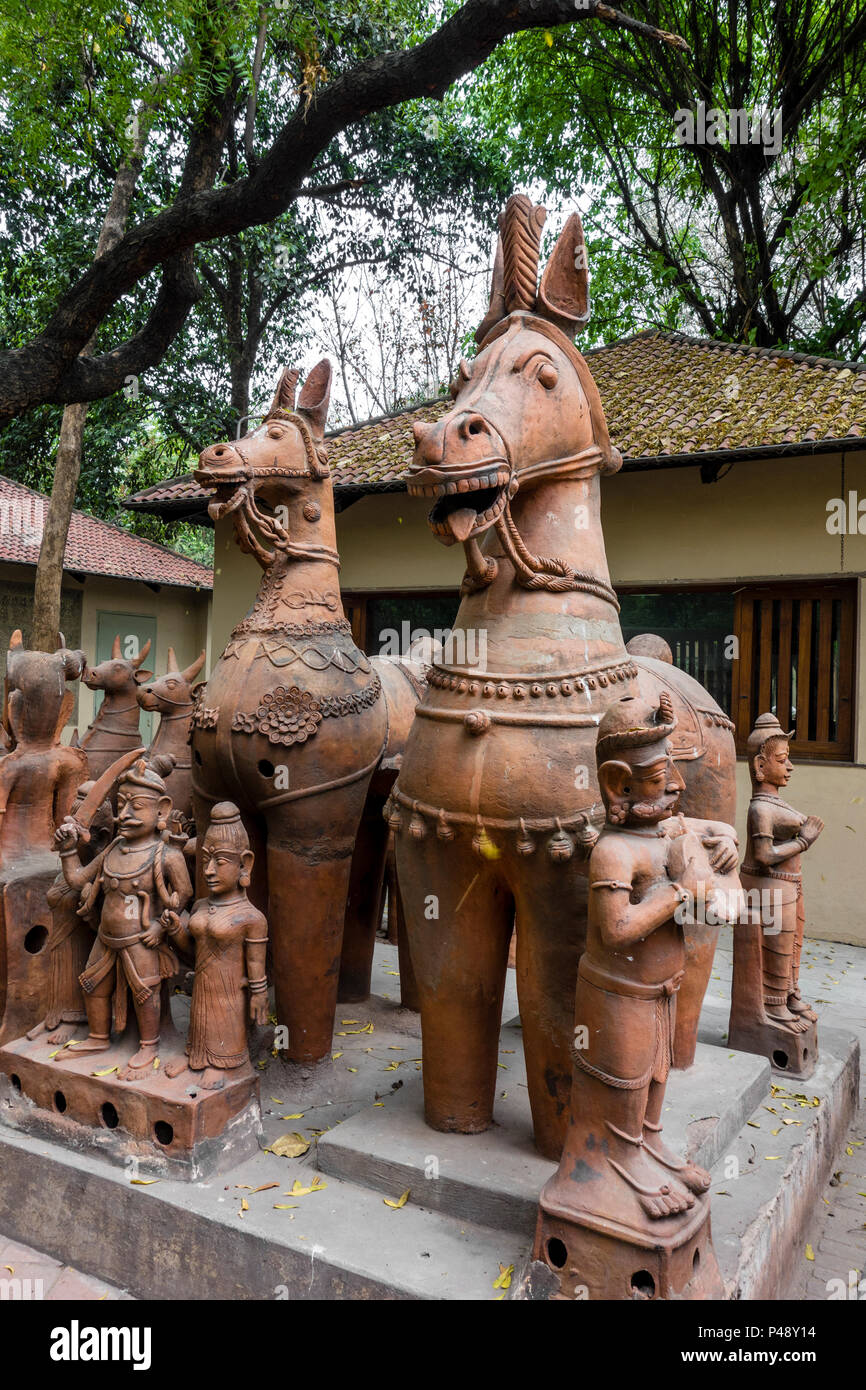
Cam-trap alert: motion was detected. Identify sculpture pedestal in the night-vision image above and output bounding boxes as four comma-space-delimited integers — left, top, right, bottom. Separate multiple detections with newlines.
0, 1029, 261, 1180
728, 913, 817, 1079
529, 1190, 723, 1301
0, 854, 57, 1045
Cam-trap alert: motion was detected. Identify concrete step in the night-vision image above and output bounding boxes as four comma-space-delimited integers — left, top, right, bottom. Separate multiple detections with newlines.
316, 1019, 770, 1238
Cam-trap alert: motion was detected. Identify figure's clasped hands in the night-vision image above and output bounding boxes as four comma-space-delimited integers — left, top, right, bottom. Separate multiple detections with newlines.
701, 832, 739, 875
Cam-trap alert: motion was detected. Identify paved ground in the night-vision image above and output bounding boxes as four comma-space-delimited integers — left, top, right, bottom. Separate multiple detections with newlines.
705, 926, 866, 1300
1, 927, 863, 1302
0, 1235, 131, 1299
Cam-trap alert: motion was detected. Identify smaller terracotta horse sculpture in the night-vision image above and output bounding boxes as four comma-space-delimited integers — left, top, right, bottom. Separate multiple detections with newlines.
137, 647, 206, 822
191, 361, 422, 1064
79, 636, 153, 780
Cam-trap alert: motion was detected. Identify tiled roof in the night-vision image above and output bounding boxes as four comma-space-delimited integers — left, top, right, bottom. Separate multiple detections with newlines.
124, 329, 866, 517
0, 474, 212, 589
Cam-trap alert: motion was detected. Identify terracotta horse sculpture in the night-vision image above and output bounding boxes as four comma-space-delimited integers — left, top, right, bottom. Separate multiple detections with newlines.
191, 361, 423, 1064
79, 636, 153, 780
390, 196, 737, 1162
137, 646, 207, 822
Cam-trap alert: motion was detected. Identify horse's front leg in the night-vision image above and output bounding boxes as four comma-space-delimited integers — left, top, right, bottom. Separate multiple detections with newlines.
266, 779, 371, 1064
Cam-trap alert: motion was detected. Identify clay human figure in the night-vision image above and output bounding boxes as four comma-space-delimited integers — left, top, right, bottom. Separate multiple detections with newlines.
53, 758, 192, 1079
164, 803, 268, 1090
742, 713, 823, 1031
26, 781, 114, 1046
533, 692, 741, 1294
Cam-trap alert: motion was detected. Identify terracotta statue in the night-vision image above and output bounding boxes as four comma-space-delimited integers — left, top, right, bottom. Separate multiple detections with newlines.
79, 635, 152, 780
190, 362, 423, 1064
136, 646, 206, 823
528, 692, 740, 1299
53, 756, 192, 1079
0, 632, 90, 1044
728, 713, 823, 1076
26, 779, 114, 1045
162, 803, 268, 1090
0, 631, 88, 865
390, 195, 737, 1161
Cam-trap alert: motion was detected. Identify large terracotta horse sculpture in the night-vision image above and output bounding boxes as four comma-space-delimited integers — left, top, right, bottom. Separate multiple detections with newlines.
191, 361, 422, 1064
390, 196, 737, 1161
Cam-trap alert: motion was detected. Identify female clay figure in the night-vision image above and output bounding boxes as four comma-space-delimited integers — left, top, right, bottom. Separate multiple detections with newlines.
742, 713, 823, 1032
164, 803, 268, 1090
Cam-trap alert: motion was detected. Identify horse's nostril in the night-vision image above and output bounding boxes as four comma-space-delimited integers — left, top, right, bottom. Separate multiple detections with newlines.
464, 414, 487, 438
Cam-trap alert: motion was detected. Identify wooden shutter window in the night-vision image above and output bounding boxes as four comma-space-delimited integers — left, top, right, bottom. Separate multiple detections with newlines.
732, 583, 855, 761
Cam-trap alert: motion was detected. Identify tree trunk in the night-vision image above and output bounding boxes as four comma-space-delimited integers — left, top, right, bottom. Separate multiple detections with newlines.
30, 404, 89, 649
29, 64, 192, 650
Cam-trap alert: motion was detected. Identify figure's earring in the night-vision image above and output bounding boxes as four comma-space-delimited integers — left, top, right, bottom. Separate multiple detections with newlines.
157, 817, 167, 831
240, 870, 251, 887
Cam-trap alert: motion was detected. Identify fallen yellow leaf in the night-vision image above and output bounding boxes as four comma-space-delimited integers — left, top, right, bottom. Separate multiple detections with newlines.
92, 1066, 118, 1077
289, 1176, 327, 1196
805, 1244, 815, 1261
130, 1178, 159, 1185
493, 1263, 514, 1289
273, 1204, 298, 1210
384, 1189, 410, 1209
282, 1113, 305, 1120
268, 1133, 310, 1159
251, 1183, 280, 1194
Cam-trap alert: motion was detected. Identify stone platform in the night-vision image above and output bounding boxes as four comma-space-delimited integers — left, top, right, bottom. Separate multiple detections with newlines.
0, 1029, 261, 1180
0, 944, 857, 1300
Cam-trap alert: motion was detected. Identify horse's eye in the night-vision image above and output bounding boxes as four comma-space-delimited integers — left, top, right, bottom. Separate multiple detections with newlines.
537, 363, 558, 390
448, 378, 460, 399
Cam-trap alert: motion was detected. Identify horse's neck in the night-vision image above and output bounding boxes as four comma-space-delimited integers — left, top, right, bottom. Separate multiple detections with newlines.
455, 472, 627, 675
244, 479, 347, 628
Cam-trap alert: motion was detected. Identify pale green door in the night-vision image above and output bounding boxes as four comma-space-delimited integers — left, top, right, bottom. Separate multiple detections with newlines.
94, 612, 158, 745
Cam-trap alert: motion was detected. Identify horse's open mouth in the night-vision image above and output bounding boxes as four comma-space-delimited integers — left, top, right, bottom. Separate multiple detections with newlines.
409, 466, 511, 544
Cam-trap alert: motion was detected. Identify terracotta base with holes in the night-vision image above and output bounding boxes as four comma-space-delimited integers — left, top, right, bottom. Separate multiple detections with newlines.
0, 857, 57, 1046
524, 1190, 723, 1300
728, 913, 817, 1080
0, 1028, 262, 1179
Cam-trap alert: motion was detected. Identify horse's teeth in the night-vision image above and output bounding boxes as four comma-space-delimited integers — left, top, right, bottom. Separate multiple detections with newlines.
468, 477, 480, 491
456, 479, 470, 493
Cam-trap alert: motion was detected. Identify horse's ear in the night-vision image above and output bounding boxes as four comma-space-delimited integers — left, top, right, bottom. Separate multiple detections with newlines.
267, 367, 300, 419
475, 234, 506, 345
537, 213, 591, 338
297, 359, 332, 439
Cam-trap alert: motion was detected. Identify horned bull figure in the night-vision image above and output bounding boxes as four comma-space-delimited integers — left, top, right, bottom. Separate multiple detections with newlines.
390, 195, 737, 1162
79, 635, 153, 780
136, 646, 206, 823
190, 361, 423, 1064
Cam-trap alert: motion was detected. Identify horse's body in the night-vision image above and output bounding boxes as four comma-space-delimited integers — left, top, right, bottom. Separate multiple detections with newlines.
191, 362, 422, 1063
391, 198, 736, 1161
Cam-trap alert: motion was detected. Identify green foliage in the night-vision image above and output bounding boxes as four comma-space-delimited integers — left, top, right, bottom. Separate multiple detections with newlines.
469, 1, 866, 355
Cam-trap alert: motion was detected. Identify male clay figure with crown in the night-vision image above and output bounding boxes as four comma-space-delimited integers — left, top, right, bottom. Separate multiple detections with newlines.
531, 692, 742, 1299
